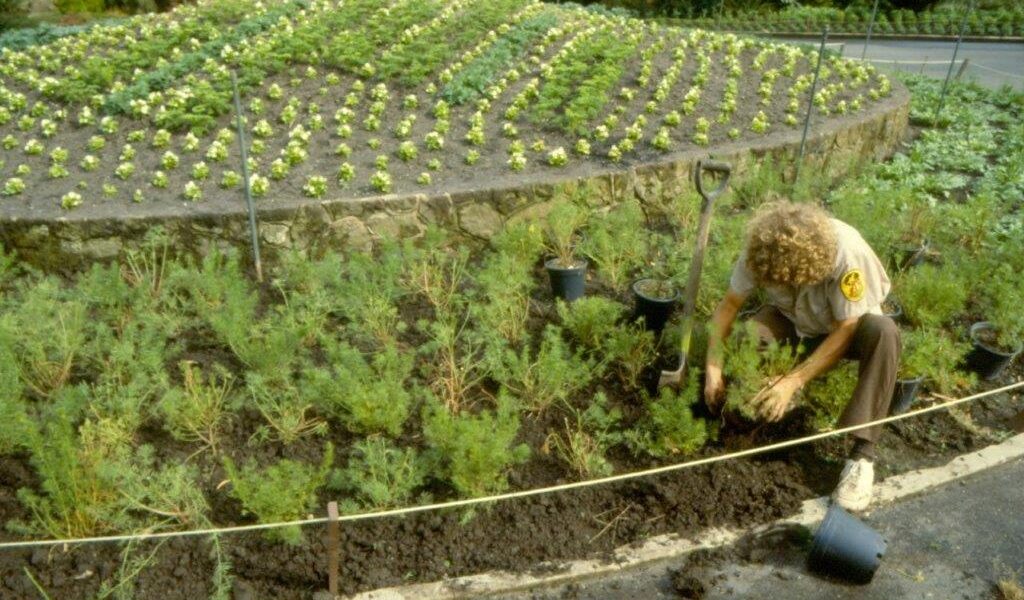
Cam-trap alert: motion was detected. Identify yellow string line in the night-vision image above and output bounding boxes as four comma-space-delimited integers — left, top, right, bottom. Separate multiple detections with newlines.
0, 379, 1020, 551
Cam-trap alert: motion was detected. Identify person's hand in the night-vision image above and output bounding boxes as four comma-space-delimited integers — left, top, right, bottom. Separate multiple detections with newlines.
750, 376, 801, 422
704, 365, 725, 414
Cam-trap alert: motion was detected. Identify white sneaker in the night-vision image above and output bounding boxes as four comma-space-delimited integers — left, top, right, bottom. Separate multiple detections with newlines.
831, 458, 874, 512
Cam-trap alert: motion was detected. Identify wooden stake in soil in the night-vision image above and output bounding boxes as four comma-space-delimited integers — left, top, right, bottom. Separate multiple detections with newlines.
327, 501, 340, 596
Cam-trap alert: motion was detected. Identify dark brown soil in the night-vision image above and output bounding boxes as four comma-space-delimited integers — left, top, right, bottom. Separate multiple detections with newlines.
0, 369, 1018, 599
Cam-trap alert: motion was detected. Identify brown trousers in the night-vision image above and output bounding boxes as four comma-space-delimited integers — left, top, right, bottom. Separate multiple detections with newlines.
750, 306, 901, 443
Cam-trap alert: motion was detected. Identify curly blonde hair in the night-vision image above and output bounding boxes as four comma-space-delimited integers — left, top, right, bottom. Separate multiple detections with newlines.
745, 201, 838, 286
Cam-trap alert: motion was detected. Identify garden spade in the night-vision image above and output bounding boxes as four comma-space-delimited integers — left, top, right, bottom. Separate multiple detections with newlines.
658, 159, 731, 389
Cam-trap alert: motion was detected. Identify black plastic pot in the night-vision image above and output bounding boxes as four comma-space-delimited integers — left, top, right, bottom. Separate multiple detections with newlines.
889, 376, 924, 416
631, 278, 679, 333
893, 239, 930, 271
881, 296, 903, 323
545, 257, 588, 303
808, 504, 887, 584
964, 321, 1022, 381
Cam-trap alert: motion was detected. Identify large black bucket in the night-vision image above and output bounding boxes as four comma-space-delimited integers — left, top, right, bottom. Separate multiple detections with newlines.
808, 504, 887, 584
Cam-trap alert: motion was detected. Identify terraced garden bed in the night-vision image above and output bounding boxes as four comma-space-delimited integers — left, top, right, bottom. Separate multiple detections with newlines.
0, 0, 895, 223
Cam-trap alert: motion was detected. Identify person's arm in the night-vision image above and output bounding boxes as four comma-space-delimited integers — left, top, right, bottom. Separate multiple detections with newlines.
704, 289, 747, 411
751, 317, 859, 421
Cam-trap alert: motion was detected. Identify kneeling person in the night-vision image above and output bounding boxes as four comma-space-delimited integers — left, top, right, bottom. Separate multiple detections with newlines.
704, 201, 900, 511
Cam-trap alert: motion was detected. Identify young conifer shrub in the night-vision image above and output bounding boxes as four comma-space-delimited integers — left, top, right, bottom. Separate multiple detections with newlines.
897, 264, 968, 328
557, 297, 626, 352
423, 393, 529, 498
603, 321, 657, 389
223, 444, 334, 544
159, 362, 235, 454
305, 339, 413, 437
581, 200, 649, 291
544, 200, 588, 267
484, 325, 597, 413
722, 321, 800, 421
627, 372, 709, 457
329, 438, 427, 511
545, 392, 623, 478
802, 363, 859, 431
901, 327, 975, 394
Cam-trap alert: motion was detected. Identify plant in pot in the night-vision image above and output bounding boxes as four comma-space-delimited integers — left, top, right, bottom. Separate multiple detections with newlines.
580, 199, 649, 294
543, 200, 589, 302
630, 233, 681, 334
966, 264, 1024, 380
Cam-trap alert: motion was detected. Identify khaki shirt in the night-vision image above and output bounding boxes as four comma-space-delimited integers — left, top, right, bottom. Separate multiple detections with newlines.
729, 218, 890, 337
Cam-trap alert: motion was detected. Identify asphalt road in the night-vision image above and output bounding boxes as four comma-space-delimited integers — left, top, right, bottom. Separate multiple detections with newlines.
780, 37, 1024, 91
497, 457, 1024, 600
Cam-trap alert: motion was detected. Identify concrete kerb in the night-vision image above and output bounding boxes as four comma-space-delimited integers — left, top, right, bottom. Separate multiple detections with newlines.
350, 432, 1024, 600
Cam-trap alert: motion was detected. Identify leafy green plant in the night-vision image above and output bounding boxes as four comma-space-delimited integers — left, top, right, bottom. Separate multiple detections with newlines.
900, 327, 975, 394
557, 297, 626, 352
581, 200, 649, 291
545, 392, 622, 478
305, 338, 413, 437
544, 200, 588, 268
484, 325, 598, 413
627, 372, 709, 457
423, 393, 529, 498
329, 438, 427, 512
223, 443, 334, 544
896, 264, 969, 328
246, 374, 327, 445
159, 362, 235, 455
471, 243, 537, 344
977, 262, 1024, 350
603, 321, 657, 389
722, 321, 800, 421
802, 363, 859, 432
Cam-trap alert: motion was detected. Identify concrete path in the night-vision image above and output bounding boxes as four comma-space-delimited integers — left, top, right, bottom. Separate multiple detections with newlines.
496, 457, 1024, 600
779, 37, 1024, 90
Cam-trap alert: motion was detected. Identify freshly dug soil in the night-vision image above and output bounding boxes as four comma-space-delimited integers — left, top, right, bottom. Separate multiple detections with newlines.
0, 376, 1018, 599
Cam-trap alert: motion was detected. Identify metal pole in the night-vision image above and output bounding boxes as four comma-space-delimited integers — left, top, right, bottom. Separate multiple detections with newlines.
861, 0, 880, 60
934, 0, 973, 127
794, 26, 829, 185
230, 70, 264, 283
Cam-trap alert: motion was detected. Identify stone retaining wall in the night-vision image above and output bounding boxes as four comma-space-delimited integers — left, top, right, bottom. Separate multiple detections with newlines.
0, 85, 910, 272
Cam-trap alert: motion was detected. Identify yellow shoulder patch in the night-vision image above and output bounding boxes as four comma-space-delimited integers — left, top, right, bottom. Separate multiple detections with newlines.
840, 269, 866, 302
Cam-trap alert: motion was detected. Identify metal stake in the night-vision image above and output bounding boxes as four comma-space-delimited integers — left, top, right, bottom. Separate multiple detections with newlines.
934, 0, 973, 127
794, 27, 829, 185
230, 70, 264, 283
861, 0, 880, 60
327, 501, 340, 596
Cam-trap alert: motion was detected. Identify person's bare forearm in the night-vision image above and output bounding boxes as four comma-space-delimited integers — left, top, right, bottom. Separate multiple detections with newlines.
706, 291, 745, 370
787, 318, 859, 386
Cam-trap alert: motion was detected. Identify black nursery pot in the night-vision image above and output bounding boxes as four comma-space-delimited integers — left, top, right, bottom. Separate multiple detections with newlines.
881, 295, 903, 323
964, 321, 1022, 381
631, 278, 680, 333
545, 257, 588, 303
808, 504, 888, 584
889, 376, 924, 416
893, 239, 930, 271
